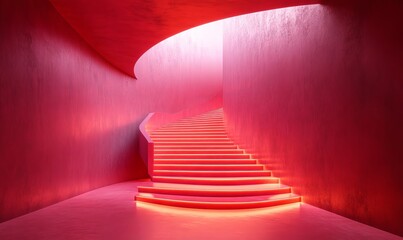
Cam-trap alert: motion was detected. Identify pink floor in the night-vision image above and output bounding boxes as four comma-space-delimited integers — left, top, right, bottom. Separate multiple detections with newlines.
0, 180, 400, 240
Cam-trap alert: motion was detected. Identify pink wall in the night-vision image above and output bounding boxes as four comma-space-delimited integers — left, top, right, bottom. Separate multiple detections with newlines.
134, 21, 223, 113
223, 1, 403, 236
0, 0, 222, 222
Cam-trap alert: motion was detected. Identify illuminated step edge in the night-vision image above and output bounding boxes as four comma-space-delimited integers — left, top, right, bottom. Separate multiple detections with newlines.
154, 159, 257, 164
163, 124, 225, 128
154, 164, 264, 170
154, 142, 235, 145
135, 194, 300, 209
151, 131, 227, 134
151, 135, 228, 138
154, 149, 244, 154
153, 170, 272, 177
151, 128, 227, 135
137, 185, 291, 197
152, 138, 232, 142
174, 119, 224, 122
157, 127, 226, 130
154, 145, 239, 149
154, 154, 251, 159
152, 176, 280, 185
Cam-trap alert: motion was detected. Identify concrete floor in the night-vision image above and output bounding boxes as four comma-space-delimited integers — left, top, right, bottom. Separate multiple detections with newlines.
0, 180, 400, 240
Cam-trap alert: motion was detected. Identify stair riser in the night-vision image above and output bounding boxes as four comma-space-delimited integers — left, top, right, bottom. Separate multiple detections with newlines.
155, 150, 244, 154
152, 131, 227, 135
174, 119, 224, 123
153, 139, 232, 142
154, 130, 226, 134
154, 154, 250, 159
165, 124, 224, 128
135, 196, 300, 209
153, 171, 272, 177
155, 142, 235, 146
138, 187, 291, 197
159, 127, 226, 130
154, 165, 264, 171
152, 177, 279, 185
154, 145, 238, 149
154, 160, 257, 164
151, 135, 228, 138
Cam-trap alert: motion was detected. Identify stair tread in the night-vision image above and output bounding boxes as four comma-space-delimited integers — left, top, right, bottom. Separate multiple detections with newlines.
154, 146, 238, 149
155, 142, 235, 145
153, 170, 271, 177
154, 159, 257, 164
154, 154, 251, 159
137, 193, 298, 203
154, 164, 264, 170
154, 176, 278, 180
136, 194, 301, 209
138, 185, 291, 196
153, 175, 279, 185
154, 170, 270, 173
148, 182, 288, 190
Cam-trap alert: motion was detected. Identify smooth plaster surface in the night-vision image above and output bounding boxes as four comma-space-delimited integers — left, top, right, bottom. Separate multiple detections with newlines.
222, 2, 403, 236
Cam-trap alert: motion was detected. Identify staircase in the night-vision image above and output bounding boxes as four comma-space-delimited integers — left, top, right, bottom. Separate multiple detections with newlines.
135, 109, 301, 209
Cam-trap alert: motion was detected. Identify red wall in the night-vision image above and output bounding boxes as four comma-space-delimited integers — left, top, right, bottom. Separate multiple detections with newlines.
223, 1, 403, 236
0, 0, 222, 222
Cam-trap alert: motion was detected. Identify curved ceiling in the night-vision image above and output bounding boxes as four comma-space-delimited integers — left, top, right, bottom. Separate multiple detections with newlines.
50, 0, 320, 78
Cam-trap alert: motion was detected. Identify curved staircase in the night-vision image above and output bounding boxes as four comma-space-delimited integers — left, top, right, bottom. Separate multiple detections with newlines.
135, 109, 301, 209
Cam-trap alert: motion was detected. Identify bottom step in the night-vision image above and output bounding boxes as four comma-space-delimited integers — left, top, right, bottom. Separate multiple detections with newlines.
135, 193, 301, 209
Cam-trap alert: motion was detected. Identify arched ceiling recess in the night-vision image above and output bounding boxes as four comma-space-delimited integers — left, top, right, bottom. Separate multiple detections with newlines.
50, 0, 320, 78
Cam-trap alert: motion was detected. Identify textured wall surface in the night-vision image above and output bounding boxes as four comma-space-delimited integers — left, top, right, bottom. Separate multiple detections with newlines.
223, 2, 403, 236
0, 0, 222, 222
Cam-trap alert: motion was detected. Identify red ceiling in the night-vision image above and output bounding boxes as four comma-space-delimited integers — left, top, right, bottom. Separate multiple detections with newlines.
50, 0, 320, 78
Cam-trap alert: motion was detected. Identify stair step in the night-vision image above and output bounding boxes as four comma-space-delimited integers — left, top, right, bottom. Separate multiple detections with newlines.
135, 193, 300, 209
176, 120, 223, 124
138, 186, 291, 197
154, 145, 238, 149
154, 164, 264, 171
175, 119, 224, 123
154, 149, 244, 154
154, 142, 235, 146
152, 138, 232, 142
153, 170, 272, 177
154, 159, 257, 164
154, 129, 226, 133
158, 127, 226, 131
165, 124, 225, 128
152, 176, 279, 185
152, 131, 227, 135
151, 134, 228, 138
154, 154, 251, 159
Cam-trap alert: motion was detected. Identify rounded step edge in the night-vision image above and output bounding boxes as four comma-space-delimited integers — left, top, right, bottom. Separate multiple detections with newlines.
135, 194, 301, 209
154, 154, 251, 159
153, 159, 257, 164
154, 164, 264, 171
153, 170, 272, 177
137, 186, 291, 197
154, 150, 244, 154
152, 176, 280, 185
155, 142, 235, 146
154, 145, 239, 149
